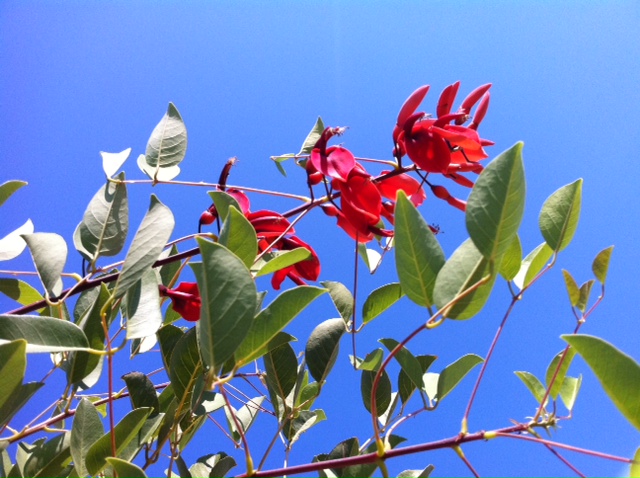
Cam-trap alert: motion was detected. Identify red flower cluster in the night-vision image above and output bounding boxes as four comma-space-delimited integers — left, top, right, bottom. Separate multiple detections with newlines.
159, 282, 201, 322
200, 191, 320, 290
307, 127, 426, 243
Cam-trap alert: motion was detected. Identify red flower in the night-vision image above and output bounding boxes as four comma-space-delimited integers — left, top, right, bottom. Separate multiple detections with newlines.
159, 282, 201, 322
307, 127, 355, 182
376, 170, 426, 207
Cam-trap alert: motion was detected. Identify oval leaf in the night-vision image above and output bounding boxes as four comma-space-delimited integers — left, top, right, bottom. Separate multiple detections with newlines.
513, 242, 553, 290
219, 206, 258, 269
363, 283, 404, 324
124, 269, 162, 340
0, 315, 89, 353
0, 219, 33, 262
105, 457, 147, 478
0, 278, 44, 308
592, 245, 614, 285
379, 339, 423, 391
145, 102, 187, 169
498, 234, 522, 281
254, 248, 311, 277
0, 180, 27, 208
515, 371, 547, 405
539, 179, 582, 252
321, 280, 354, 324
545, 348, 576, 400
101, 148, 131, 178
298, 117, 325, 155
70, 398, 104, 478
437, 354, 483, 401
22, 233, 67, 298
361, 369, 392, 417
306, 318, 345, 383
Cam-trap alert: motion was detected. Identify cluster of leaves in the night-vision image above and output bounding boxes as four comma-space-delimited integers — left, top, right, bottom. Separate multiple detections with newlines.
0, 100, 638, 478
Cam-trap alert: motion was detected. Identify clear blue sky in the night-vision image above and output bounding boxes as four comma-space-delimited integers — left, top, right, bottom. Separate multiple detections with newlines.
1, 2, 639, 477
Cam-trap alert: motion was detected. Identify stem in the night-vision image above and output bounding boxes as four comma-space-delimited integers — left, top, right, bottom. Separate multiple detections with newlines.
351, 235, 359, 367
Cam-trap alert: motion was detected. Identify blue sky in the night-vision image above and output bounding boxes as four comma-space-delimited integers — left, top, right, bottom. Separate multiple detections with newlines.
1, 1, 639, 477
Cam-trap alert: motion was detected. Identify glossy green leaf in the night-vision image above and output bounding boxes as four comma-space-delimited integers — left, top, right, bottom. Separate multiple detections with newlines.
85, 407, 151, 475
169, 328, 202, 415
283, 409, 326, 447
513, 242, 553, 290
298, 116, 325, 155
539, 179, 582, 252
73, 174, 128, 262
559, 374, 581, 411
363, 283, 404, 324
0, 340, 26, 411
592, 246, 614, 284
498, 235, 522, 281
306, 318, 345, 383
157, 324, 184, 374
0, 315, 89, 353
23, 433, 71, 478
545, 348, 576, 400
321, 281, 354, 324
121, 372, 160, 417
467, 142, 526, 262
192, 239, 257, 372
577, 280, 594, 313
0, 279, 44, 309
105, 457, 147, 478
219, 206, 258, 269
145, 103, 187, 169
562, 334, 640, 431
354, 348, 384, 371
70, 398, 104, 478
399, 355, 437, 404
433, 239, 495, 320
395, 191, 445, 308
0, 219, 33, 262
235, 285, 324, 366
0, 382, 43, 430
114, 194, 174, 300
124, 269, 162, 340
224, 396, 265, 442
158, 244, 181, 287
254, 248, 311, 277
380, 339, 423, 391
313, 437, 360, 478
101, 148, 131, 179
561, 270, 580, 307
437, 354, 483, 401
514, 371, 546, 405
0, 180, 27, 208
630, 447, 640, 478
208, 190, 241, 222
264, 343, 298, 419
361, 368, 392, 417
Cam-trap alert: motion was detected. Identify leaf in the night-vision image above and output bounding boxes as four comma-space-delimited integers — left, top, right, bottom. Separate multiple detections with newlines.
433, 239, 495, 320
515, 371, 547, 405
22, 233, 67, 298
437, 354, 483, 401
379, 339, 423, 391
0, 180, 27, 208
358, 244, 382, 274
208, 190, 241, 222
85, 407, 152, 475
23, 433, 71, 478
70, 398, 104, 478
298, 117, 325, 155
219, 206, 258, 269
559, 375, 581, 411
145, 103, 188, 170
577, 280, 594, 313
121, 372, 160, 417
263, 343, 298, 419
362, 283, 404, 324
0, 279, 44, 309
321, 281, 354, 324
354, 349, 384, 371
498, 235, 522, 281
224, 397, 265, 442
209, 453, 237, 478
399, 355, 437, 404
137, 154, 181, 181
545, 348, 576, 400
235, 286, 325, 366
124, 269, 162, 340
313, 437, 361, 478
169, 328, 202, 415
561, 270, 580, 307
0, 341, 27, 412
0, 219, 33, 261
592, 246, 614, 284
562, 334, 640, 430
306, 318, 345, 383
513, 242, 553, 290
361, 369, 392, 417
101, 148, 131, 178
539, 179, 582, 252
254, 249, 311, 277
0, 315, 89, 353
466, 142, 526, 262
398, 465, 435, 478
192, 239, 257, 372
394, 191, 445, 308
105, 457, 147, 478
114, 194, 174, 300
73, 174, 128, 262
0, 382, 43, 430
283, 410, 326, 447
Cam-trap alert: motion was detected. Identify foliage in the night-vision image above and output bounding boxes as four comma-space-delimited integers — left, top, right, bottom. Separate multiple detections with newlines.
0, 83, 637, 478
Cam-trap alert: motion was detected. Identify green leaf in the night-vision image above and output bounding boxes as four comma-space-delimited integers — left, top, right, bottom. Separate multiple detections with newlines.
254, 248, 311, 277
263, 343, 298, 419
85, 407, 152, 475
379, 339, 423, 391
0, 315, 89, 353
513, 242, 553, 290
224, 397, 265, 442
145, 103, 187, 169
283, 410, 326, 447
498, 235, 522, 281
433, 239, 495, 320
208, 453, 237, 478
208, 190, 241, 222
437, 354, 483, 401
539, 179, 582, 252
399, 355, 437, 404
137, 154, 180, 181
218, 206, 258, 269
168, 328, 202, 415
124, 269, 162, 340
73, 174, 128, 262
363, 283, 404, 324
354, 349, 384, 371
121, 372, 160, 417
313, 437, 361, 478
321, 281, 354, 324
298, 116, 325, 155
236, 286, 324, 366
0, 340, 26, 411
394, 191, 445, 308
23, 433, 71, 478
358, 243, 383, 274
105, 457, 147, 478
562, 334, 640, 431
545, 348, 576, 400
192, 239, 257, 372
157, 324, 184, 374
592, 246, 614, 284
398, 465, 435, 478
559, 374, 581, 411
466, 142, 526, 262
561, 270, 580, 307
0, 382, 43, 430
0, 279, 44, 309
0, 219, 33, 262
0, 180, 27, 208
361, 369, 392, 417
577, 280, 594, 313
158, 244, 182, 287
306, 318, 345, 383
514, 371, 547, 404
101, 148, 131, 179
70, 398, 104, 478
114, 194, 174, 300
